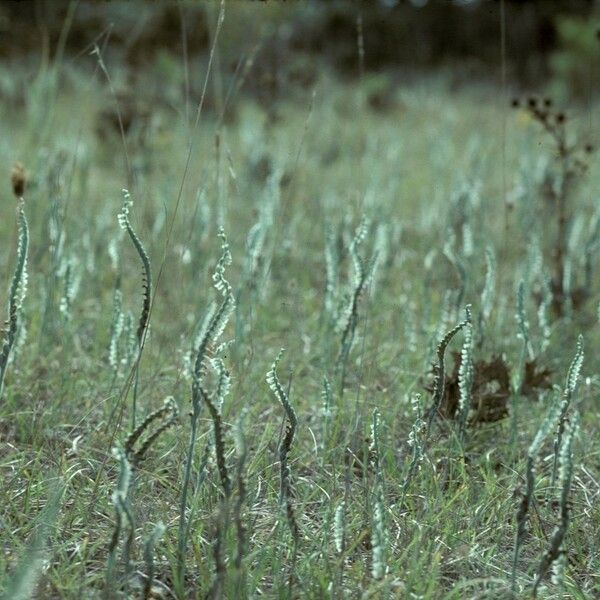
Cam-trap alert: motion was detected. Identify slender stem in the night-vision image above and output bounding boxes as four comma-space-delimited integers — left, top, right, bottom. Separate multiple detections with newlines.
177, 407, 199, 594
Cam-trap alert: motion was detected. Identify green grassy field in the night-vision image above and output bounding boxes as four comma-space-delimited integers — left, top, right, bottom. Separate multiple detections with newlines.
1, 21, 600, 600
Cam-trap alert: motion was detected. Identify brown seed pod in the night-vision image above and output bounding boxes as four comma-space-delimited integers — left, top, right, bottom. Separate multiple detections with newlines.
10, 162, 26, 198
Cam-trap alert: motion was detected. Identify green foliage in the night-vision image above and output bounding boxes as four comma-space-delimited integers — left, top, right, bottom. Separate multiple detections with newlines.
550, 16, 600, 99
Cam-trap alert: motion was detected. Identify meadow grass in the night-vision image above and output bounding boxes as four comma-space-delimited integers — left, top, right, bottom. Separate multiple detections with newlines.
0, 33, 599, 599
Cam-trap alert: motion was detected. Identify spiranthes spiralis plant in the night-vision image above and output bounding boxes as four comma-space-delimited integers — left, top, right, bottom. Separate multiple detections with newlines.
512, 396, 562, 593
537, 275, 552, 354
106, 447, 134, 598
512, 97, 596, 316
123, 396, 179, 465
333, 500, 346, 556
106, 399, 177, 598
58, 255, 80, 324
532, 412, 579, 597
513, 280, 534, 395
476, 245, 496, 349
39, 154, 67, 344
443, 233, 467, 312
108, 282, 125, 380
206, 357, 237, 598
423, 305, 471, 445
401, 393, 426, 498
177, 228, 235, 591
0, 167, 29, 402
233, 411, 248, 580
370, 409, 387, 581
457, 315, 474, 442
267, 349, 299, 543
142, 522, 166, 600
369, 222, 390, 296
335, 217, 372, 393
205, 356, 232, 498
323, 222, 339, 326
118, 189, 152, 428
551, 334, 583, 486
321, 375, 333, 451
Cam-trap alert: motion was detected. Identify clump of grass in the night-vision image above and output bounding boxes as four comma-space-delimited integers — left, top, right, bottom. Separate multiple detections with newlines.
0, 165, 29, 401
3, 479, 64, 600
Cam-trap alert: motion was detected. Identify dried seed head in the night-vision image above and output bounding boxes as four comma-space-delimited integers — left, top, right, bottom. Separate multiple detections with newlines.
543, 98, 552, 108
584, 143, 594, 154
11, 162, 26, 198
511, 98, 520, 108
528, 97, 537, 108
556, 112, 566, 124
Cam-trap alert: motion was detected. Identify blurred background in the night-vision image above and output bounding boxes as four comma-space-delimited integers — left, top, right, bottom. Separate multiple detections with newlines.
1, 0, 599, 108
